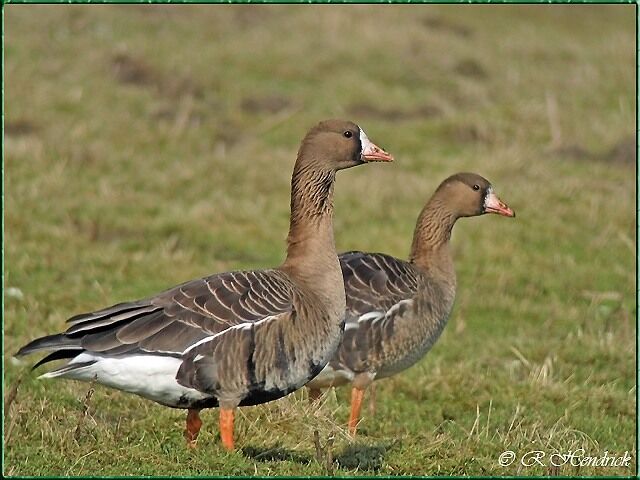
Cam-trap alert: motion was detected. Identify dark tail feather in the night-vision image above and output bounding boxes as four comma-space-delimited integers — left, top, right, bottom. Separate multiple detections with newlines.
31, 349, 82, 370
15, 333, 81, 357
66, 301, 146, 324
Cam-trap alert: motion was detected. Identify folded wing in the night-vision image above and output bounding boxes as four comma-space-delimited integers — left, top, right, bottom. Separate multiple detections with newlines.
18, 269, 295, 371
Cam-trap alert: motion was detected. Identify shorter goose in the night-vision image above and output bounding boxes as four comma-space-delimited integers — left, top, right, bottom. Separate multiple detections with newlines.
15, 119, 393, 450
306, 172, 515, 435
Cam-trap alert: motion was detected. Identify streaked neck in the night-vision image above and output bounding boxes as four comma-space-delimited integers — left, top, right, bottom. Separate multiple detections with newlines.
282, 161, 338, 277
408, 195, 457, 277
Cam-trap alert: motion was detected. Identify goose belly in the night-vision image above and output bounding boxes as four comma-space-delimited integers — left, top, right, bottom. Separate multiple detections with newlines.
375, 321, 448, 380
375, 346, 432, 380
249, 313, 345, 394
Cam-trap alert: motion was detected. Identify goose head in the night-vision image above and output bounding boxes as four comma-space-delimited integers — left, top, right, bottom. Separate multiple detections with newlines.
436, 172, 515, 218
297, 119, 393, 171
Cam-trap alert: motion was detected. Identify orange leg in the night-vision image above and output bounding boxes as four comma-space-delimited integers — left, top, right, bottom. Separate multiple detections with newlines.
348, 387, 365, 436
184, 409, 202, 448
219, 408, 235, 451
308, 388, 322, 402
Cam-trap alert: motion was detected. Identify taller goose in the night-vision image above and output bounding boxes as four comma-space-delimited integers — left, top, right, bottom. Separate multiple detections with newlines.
16, 119, 393, 451
306, 172, 515, 435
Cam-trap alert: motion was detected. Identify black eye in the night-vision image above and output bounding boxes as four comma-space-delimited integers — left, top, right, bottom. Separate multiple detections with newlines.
343, 131, 353, 138
473, 184, 480, 191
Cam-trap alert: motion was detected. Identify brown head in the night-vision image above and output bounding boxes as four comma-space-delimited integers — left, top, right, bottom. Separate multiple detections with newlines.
296, 119, 393, 172
434, 172, 515, 219
409, 172, 514, 267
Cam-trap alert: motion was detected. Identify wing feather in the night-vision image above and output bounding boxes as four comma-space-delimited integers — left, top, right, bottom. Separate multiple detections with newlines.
21, 269, 296, 364
326, 252, 420, 374
340, 251, 419, 317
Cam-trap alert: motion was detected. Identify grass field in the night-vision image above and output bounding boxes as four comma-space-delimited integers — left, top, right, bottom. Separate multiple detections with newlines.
3, 4, 636, 477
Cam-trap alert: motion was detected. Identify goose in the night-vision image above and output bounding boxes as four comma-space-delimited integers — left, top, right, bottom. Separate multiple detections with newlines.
15, 119, 393, 450
305, 172, 514, 435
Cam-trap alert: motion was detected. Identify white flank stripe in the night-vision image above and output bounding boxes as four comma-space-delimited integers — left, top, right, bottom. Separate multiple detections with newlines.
357, 300, 413, 325
386, 299, 413, 317
182, 315, 278, 355
357, 311, 384, 323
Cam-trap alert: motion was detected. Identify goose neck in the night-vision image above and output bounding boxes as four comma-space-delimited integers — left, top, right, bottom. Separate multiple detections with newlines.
409, 197, 457, 275
282, 162, 338, 279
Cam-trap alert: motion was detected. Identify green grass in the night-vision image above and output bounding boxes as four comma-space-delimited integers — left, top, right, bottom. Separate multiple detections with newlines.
3, 4, 636, 477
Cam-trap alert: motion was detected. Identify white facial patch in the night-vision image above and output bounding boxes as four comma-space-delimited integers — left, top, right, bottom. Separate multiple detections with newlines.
483, 186, 493, 209
359, 127, 373, 156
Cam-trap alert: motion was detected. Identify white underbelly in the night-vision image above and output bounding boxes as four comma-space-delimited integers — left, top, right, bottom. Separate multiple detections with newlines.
42, 353, 213, 407
306, 363, 354, 389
